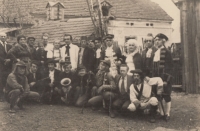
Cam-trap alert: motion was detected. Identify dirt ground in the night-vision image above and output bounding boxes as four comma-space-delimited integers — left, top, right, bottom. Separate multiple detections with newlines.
0, 92, 199, 131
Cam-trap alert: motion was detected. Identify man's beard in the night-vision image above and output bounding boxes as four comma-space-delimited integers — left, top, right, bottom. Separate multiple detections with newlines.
133, 78, 141, 85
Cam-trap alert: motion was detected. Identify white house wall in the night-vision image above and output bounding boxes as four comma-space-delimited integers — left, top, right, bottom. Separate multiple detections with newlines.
107, 20, 173, 48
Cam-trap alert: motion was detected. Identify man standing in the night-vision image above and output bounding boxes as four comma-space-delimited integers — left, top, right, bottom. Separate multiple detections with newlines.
153, 33, 173, 121
5, 61, 40, 113
0, 32, 12, 101
142, 34, 157, 76
112, 64, 133, 117
128, 69, 163, 123
27, 37, 37, 60
60, 34, 79, 70
103, 34, 122, 62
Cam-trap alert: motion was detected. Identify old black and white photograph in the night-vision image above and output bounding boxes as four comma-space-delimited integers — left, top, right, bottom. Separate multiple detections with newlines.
0, 0, 199, 130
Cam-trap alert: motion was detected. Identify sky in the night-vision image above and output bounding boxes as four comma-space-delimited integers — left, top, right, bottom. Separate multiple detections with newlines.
151, 0, 181, 43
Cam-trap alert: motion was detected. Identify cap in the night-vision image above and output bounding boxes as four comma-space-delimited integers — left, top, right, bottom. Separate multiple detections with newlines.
31, 60, 39, 66
103, 34, 114, 40
27, 37, 36, 41
80, 36, 87, 41
130, 69, 143, 74
46, 58, 57, 64
77, 64, 86, 71
154, 33, 168, 41
100, 60, 111, 67
16, 61, 26, 67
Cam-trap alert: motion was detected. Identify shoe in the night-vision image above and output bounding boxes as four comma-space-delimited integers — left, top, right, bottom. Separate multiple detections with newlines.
9, 109, 16, 113
17, 100, 24, 110
165, 115, 170, 121
109, 110, 116, 118
149, 115, 156, 123
9, 105, 16, 113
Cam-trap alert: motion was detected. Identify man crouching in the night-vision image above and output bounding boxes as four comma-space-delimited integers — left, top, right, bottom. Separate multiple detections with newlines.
5, 61, 40, 113
128, 69, 163, 123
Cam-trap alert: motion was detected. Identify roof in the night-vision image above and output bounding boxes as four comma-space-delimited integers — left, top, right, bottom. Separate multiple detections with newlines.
22, 18, 94, 43
106, 0, 173, 21
46, 1, 65, 8
0, 27, 21, 33
0, 0, 172, 21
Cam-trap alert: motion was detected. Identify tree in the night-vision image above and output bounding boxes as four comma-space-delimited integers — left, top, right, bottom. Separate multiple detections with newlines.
0, 0, 34, 28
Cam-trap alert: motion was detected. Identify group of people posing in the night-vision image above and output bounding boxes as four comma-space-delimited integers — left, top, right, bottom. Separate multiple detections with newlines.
0, 32, 173, 123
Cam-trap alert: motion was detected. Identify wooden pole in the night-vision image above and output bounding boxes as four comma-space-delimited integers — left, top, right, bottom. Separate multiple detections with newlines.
182, 0, 200, 94
85, 0, 97, 34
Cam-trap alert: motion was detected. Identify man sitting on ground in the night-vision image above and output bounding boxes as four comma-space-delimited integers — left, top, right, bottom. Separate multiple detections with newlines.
128, 69, 163, 123
5, 61, 40, 113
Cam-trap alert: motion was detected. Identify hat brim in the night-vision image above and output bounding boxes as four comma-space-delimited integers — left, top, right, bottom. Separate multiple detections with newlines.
100, 60, 110, 67
130, 69, 143, 74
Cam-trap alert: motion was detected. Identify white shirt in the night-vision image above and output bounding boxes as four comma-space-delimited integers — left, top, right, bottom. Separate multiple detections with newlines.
153, 46, 164, 62
130, 77, 163, 103
146, 48, 152, 58
49, 70, 55, 83
105, 45, 114, 58
60, 43, 79, 69
96, 48, 101, 58
118, 76, 128, 93
0, 40, 7, 53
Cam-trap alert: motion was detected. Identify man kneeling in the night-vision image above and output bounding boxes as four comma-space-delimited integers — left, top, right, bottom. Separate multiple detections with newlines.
5, 61, 40, 113
128, 69, 163, 123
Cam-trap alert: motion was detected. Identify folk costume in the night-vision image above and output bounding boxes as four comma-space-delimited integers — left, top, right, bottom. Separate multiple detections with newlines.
141, 46, 157, 76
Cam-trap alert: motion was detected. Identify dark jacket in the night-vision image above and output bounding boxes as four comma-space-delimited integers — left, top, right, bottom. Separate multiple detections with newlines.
133, 53, 143, 70
8, 43, 31, 62
43, 69, 61, 88
114, 74, 133, 99
0, 42, 12, 70
152, 47, 173, 95
141, 46, 157, 76
74, 73, 95, 95
82, 47, 96, 72
5, 64, 29, 93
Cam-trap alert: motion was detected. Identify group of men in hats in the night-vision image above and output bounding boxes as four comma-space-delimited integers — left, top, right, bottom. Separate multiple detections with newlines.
0, 31, 173, 123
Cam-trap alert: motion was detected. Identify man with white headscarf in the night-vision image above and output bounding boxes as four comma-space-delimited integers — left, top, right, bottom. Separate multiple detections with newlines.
125, 39, 143, 75
0, 32, 12, 101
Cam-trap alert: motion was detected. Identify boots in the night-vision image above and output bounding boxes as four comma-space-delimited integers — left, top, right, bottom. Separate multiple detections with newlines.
17, 98, 24, 110
149, 105, 157, 123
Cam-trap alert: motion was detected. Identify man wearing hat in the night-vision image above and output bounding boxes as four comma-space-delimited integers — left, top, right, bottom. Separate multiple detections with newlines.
73, 64, 95, 107
77, 36, 95, 72
27, 60, 42, 94
41, 58, 61, 104
152, 33, 173, 121
141, 34, 157, 77
27, 37, 36, 60
103, 34, 122, 62
60, 34, 79, 70
94, 37, 104, 72
8, 35, 31, 74
0, 32, 12, 101
5, 61, 40, 113
88, 60, 117, 117
128, 69, 163, 123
